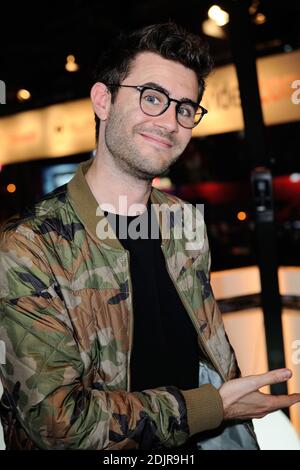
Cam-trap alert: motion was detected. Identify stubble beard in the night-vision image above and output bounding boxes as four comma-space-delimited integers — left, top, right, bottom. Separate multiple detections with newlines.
104, 113, 183, 181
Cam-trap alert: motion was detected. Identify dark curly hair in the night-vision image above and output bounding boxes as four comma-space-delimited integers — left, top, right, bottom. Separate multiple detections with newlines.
93, 22, 213, 141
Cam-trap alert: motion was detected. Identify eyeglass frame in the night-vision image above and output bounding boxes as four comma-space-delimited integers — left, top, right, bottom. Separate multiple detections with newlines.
106, 83, 208, 129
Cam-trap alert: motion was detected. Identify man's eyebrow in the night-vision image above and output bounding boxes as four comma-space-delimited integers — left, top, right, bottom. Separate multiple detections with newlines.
141, 81, 198, 106
141, 81, 170, 94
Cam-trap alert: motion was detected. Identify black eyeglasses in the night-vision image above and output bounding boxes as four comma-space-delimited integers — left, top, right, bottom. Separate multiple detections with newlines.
106, 84, 208, 129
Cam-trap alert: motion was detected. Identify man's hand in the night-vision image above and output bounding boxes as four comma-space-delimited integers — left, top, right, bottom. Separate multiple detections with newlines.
219, 369, 300, 421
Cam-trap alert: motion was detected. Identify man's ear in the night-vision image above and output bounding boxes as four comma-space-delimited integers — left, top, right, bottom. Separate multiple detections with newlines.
90, 82, 111, 121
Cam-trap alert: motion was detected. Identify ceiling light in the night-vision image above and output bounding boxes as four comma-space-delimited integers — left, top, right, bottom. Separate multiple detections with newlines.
202, 19, 225, 38
7, 183, 16, 193
17, 89, 31, 102
65, 55, 79, 72
208, 5, 229, 26
249, 0, 259, 15
254, 12, 267, 25
237, 211, 247, 221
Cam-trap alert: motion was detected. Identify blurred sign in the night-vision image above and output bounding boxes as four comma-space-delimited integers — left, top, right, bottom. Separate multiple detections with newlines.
194, 49, 300, 136
0, 50, 300, 164
0, 100, 95, 164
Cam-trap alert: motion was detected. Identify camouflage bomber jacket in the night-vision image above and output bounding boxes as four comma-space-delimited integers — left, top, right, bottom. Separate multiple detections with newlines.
0, 159, 239, 450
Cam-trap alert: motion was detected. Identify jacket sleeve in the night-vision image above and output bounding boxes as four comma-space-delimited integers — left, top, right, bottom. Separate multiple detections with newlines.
0, 226, 222, 450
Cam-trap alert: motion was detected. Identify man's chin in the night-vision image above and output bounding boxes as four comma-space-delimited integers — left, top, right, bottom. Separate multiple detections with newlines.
136, 164, 171, 181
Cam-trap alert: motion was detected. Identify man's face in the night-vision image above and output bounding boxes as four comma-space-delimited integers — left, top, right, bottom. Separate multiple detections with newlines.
104, 52, 199, 181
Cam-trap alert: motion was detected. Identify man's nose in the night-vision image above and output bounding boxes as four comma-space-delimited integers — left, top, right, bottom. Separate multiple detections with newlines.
154, 103, 179, 132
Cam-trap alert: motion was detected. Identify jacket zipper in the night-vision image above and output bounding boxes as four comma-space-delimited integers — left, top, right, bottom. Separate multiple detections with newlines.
126, 250, 134, 392
161, 244, 226, 382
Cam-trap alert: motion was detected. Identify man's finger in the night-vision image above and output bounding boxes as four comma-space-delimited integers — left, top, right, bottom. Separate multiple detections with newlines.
241, 368, 292, 394
220, 369, 294, 404
269, 393, 300, 411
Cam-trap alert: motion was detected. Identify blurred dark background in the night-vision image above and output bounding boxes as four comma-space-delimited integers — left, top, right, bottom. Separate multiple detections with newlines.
1, 0, 300, 271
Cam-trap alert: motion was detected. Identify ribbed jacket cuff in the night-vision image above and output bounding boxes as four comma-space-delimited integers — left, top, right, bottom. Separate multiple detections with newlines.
181, 384, 224, 436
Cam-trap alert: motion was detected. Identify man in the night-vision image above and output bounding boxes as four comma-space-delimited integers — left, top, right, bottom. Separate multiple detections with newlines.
0, 22, 299, 451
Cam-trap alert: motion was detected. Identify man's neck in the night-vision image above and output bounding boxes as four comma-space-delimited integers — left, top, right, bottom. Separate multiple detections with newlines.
85, 153, 152, 216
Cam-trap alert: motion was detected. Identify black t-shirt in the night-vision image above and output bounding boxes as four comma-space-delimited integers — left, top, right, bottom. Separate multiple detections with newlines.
105, 201, 199, 392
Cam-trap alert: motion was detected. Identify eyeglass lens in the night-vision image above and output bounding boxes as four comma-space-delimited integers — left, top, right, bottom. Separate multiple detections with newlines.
140, 88, 202, 128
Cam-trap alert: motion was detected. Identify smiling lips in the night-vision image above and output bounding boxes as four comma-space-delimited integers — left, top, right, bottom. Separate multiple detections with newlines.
140, 132, 173, 148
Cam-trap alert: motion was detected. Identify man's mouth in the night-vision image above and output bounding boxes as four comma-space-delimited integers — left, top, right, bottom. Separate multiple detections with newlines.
140, 132, 173, 148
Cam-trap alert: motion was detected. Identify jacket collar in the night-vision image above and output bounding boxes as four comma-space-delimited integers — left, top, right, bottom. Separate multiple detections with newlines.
67, 158, 175, 249
68, 158, 122, 250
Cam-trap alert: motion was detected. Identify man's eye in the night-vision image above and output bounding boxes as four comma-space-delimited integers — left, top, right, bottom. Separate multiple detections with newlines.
143, 94, 162, 105
178, 105, 194, 117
